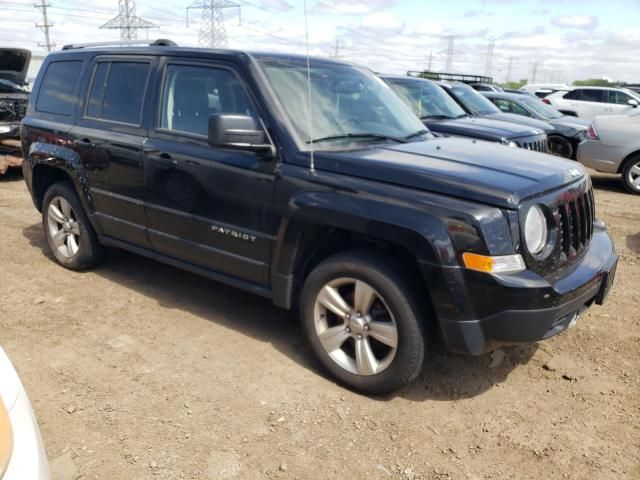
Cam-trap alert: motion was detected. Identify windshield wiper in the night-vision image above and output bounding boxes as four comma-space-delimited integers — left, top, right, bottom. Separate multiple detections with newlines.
420, 114, 455, 120
455, 114, 468, 119
307, 133, 409, 144
404, 129, 429, 139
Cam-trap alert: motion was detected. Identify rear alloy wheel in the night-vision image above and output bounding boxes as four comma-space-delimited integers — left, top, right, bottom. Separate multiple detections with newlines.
622, 156, 640, 195
301, 251, 426, 394
42, 182, 103, 270
548, 135, 574, 159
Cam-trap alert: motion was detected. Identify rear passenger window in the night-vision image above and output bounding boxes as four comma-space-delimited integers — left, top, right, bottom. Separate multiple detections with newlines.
160, 64, 257, 136
36, 60, 83, 116
85, 61, 150, 125
577, 89, 605, 103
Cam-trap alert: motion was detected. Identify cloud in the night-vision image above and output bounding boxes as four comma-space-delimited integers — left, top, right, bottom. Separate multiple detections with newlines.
462, 10, 494, 18
551, 15, 598, 29
313, 0, 395, 16
260, 0, 294, 13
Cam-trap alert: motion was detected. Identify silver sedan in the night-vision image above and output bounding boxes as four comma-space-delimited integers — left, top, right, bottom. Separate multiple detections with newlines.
578, 109, 640, 194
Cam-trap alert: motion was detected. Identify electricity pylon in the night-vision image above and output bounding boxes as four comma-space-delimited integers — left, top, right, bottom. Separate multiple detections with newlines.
100, 0, 157, 41
187, 0, 240, 48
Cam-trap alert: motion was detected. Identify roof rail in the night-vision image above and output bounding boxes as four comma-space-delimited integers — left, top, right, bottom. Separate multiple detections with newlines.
407, 70, 493, 85
61, 39, 177, 50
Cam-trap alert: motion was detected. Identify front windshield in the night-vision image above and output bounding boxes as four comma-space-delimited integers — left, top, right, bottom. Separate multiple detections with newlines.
519, 97, 563, 119
256, 58, 426, 149
450, 84, 501, 115
386, 79, 466, 119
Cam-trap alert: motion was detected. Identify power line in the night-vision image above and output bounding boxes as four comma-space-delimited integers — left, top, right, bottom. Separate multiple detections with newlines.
34, 0, 54, 51
100, 0, 158, 40
187, 0, 240, 48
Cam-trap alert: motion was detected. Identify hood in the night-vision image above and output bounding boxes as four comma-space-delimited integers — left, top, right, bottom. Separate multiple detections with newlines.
483, 112, 555, 133
0, 347, 22, 410
424, 116, 544, 143
0, 48, 31, 86
315, 137, 585, 209
547, 115, 589, 138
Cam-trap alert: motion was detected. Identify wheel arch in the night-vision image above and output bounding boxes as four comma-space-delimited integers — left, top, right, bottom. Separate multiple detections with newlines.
617, 150, 640, 174
270, 193, 453, 314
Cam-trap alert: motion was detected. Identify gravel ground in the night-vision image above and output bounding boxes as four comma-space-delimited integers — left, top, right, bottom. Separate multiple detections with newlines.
0, 168, 638, 480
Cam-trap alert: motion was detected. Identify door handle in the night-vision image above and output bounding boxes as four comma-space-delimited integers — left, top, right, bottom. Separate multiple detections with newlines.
148, 152, 178, 167
74, 138, 96, 148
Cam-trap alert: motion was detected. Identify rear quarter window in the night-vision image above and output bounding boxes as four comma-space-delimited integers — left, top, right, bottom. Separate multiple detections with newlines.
35, 60, 83, 116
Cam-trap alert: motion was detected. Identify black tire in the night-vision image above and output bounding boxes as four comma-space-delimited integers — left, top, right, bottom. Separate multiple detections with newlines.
42, 181, 104, 270
300, 251, 427, 394
548, 135, 574, 159
621, 155, 640, 195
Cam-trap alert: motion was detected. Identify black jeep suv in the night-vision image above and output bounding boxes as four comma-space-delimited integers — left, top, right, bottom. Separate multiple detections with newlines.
21, 42, 618, 394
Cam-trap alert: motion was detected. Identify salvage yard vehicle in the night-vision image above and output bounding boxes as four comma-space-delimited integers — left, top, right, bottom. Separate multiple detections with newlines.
437, 80, 557, 137
578, 109, 640, 195
383, 76, 549, 152
0, 346, 51, 480
482, 91, 589, 159
22, 41, 618, 394
543, 86, 640, 120
0, 48, 30, 140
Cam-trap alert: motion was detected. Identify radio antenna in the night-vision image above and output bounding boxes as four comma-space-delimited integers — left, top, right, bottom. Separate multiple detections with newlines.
303, 0, 315, 175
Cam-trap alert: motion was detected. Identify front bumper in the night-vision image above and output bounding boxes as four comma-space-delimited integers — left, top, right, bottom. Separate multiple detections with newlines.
577, 139, 624, 174
423, 224, 618, 355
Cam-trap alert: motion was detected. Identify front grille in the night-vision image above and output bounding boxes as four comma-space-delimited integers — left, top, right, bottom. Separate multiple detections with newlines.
522, 179, 595, 276
516, 135, 549, 153
556, 187, 594, 258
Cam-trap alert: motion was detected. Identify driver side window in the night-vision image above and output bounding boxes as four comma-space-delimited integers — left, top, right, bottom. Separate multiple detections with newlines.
160, 64, 257, 137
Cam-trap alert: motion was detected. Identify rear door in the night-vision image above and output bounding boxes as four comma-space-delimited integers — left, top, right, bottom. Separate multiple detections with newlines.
71, 56, 155, 247
572, 89, 607, 119
142, 58, 277, 287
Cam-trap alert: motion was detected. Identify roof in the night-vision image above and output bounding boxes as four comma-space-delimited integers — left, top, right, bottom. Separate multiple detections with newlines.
47, 43, 356, 67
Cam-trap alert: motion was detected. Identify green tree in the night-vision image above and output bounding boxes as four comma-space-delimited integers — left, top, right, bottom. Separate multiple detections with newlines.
573, 78, 621, 87
500, 79, 527, 89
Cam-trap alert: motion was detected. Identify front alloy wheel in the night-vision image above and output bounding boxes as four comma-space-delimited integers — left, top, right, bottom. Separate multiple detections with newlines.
301, 251, 426, 394
314, 278, 398, 376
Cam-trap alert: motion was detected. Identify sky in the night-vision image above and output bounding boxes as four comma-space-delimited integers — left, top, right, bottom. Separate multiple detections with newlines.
1, 0, 640, 84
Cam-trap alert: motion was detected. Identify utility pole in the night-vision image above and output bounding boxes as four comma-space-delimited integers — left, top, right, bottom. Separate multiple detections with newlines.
484, 37, 496, 77
187, 0, 240, 49
531, 61, 538, 84
333, 39, 340, 58
100, 0, 157, 40
426, 50, 433, 71
505, 57, 513, 83
34, 0, 54, 52
444, 36, 455, 71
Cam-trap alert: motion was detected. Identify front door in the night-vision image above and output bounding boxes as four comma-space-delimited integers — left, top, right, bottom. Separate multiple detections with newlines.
72, 56, 155, 247
143, 60, 277, 287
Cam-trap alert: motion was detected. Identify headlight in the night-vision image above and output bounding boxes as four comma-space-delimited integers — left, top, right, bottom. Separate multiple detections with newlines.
0, 399, 12, 479
524, 205, 548, 255
507, 141, 519, 148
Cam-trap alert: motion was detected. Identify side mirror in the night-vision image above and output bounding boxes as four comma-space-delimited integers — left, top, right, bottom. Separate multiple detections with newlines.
628, 99, 639, 108
208, 114, 275, 155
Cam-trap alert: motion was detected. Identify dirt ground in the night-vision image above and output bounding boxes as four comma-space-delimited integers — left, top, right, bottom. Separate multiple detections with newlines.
0, 168, 638, 480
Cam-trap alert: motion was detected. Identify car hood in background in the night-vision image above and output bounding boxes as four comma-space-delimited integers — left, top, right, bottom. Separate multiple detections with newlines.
483, 112, 555, 133
548, 115, 590, 138
0, 48, 31, 86
424, 116, 543, 143
315, 137, 583, 208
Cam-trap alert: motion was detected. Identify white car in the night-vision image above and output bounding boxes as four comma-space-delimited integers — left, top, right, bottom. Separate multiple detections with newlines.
577, 109, 640, 194
0, 347, 50, 480
544, 86, 640, 120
